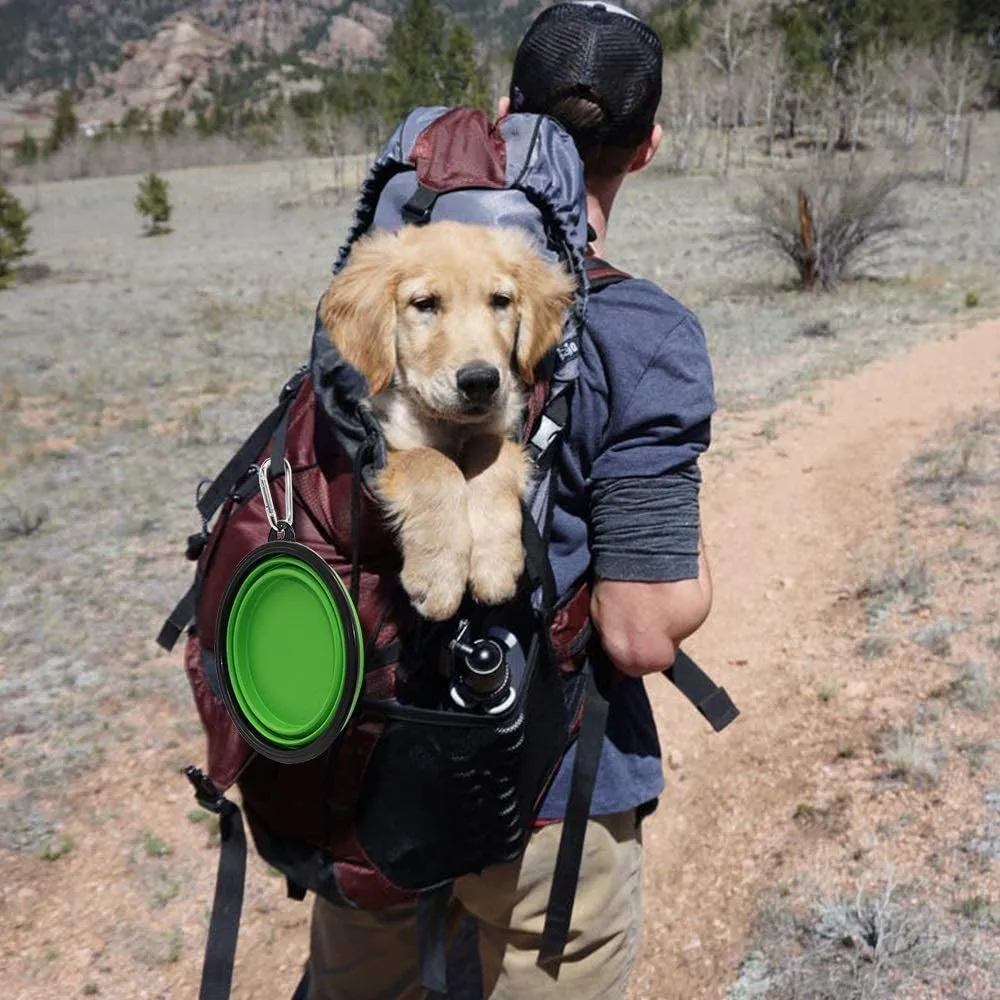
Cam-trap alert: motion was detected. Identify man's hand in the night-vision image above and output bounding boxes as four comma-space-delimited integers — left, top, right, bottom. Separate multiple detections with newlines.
590, 535, 713, 678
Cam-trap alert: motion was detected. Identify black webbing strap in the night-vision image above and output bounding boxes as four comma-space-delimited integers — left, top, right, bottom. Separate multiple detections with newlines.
157, 576, 201, 652
521, 502, 557, 613
290, 969, 310, 1000
157, 373, 307, 652
417, 883, 453, 997
185, 767, 247, 1000
539, 665, 609, 968
195, 371, 304, 525
664, 649, 740, 732
269, 395, 295, 483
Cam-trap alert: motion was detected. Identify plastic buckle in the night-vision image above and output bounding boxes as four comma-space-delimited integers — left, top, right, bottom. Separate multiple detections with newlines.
280, 366, 307, 401
185, 531, 208, 561
401, 185, 438, 225
185, 765, 227, 814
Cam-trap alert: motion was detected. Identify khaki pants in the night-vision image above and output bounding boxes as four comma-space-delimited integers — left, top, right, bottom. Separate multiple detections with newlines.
307, 811, 643, 1000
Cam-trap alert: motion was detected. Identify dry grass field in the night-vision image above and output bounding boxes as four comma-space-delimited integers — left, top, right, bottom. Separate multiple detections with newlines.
1, 115, 999, 999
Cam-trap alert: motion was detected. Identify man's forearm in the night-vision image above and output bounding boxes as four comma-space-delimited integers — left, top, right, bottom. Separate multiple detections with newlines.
591, 531, 713, 678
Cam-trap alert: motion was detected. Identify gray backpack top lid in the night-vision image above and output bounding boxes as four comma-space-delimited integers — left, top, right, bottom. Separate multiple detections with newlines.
332, 106, 591, 389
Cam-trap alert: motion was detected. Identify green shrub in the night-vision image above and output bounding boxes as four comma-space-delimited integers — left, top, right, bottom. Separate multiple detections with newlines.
0, 184, 32, 288
135, 171, 172, 236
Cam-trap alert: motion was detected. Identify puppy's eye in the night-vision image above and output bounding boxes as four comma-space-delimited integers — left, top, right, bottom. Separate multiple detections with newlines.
491, 292, 512, 310
410, 295, 440, 314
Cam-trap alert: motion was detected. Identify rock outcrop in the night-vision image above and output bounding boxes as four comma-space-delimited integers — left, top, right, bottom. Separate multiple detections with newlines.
104, 14, 232, 116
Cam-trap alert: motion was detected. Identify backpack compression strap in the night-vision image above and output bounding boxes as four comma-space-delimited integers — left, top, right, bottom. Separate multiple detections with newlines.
156, 367, 308, 652
185, 767, 247, 1000
539, 649, 739, 970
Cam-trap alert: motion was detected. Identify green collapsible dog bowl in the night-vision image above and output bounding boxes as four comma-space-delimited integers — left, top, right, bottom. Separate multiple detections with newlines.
215, 541, 364, 763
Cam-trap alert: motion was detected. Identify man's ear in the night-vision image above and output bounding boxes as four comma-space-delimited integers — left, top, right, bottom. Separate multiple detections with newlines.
320, 233, 399, 396
628, 123, 663, 175
497, 95, 511, 120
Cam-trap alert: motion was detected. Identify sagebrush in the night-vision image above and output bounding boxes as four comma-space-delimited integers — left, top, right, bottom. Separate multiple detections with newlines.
739, 167, 905, 291
729, 879, 953, 1000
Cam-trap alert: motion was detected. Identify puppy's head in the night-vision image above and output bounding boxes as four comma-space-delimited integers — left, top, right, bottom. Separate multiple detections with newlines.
320, 221, 575, 423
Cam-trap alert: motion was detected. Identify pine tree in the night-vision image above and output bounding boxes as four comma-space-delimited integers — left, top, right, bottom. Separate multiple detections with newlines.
383, 0, 448, 121
120, 107, 148, 132
45, 90, 78, 155
16, 131, 39, 166
0, 184, 32, 289
159, 108, 185, 136
135, 171, 172, 236
651, 1, 702, 54
440, 23, 488, 110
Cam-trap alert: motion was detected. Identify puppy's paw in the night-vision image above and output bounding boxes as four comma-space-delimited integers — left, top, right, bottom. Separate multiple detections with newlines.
468, 540, 524, 607
401, 554, 468, 621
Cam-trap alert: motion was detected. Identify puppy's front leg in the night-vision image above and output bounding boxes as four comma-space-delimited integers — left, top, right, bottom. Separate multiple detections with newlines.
377, 448, 471, 621
462, 436, 528, 606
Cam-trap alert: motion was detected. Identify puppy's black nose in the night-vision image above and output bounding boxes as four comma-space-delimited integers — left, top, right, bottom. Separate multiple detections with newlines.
456, 363, 501, 404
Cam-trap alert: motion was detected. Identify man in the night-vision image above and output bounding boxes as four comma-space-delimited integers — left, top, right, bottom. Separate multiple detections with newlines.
307, 4, 715, 997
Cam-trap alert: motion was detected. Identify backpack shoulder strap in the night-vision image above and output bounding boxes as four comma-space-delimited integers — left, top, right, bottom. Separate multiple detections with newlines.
584, 255, 631, 292
523, 256, 633, 583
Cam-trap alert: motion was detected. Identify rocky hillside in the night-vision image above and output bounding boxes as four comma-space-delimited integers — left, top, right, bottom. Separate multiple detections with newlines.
0, 0, 544, 94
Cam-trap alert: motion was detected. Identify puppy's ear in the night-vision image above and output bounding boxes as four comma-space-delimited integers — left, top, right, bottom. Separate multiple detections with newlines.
320, 232, 399, 395
511, 248, 576, 384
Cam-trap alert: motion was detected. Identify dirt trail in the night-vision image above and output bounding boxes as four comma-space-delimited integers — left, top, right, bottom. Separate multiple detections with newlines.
3, 318, 999, 1000
631, 317, 1000, 998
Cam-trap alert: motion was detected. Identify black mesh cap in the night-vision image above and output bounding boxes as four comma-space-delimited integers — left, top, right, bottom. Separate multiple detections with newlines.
510, 2, 663, 151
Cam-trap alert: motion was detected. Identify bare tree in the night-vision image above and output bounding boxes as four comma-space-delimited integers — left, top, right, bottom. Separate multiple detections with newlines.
700, 0, 760, 176
929, 33, 988, 183
841, 49, 889, 167
887, 46, 933, 148
755, 34, 788, 162
661, 48, 704, 173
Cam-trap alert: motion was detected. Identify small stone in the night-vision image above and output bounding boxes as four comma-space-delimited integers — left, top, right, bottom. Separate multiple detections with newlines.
667, 750, 684, 771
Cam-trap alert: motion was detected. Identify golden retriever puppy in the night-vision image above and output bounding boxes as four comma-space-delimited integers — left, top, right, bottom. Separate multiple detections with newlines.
320, 221, 575, 620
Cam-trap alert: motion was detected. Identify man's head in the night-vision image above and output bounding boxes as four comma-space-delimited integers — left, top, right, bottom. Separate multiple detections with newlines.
504, 2, 663, 182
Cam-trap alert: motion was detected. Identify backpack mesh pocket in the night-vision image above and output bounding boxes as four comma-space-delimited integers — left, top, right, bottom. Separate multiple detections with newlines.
355, 636, 582, 889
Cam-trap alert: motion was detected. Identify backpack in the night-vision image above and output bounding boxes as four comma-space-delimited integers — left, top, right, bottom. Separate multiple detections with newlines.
158, 106, 739, 1000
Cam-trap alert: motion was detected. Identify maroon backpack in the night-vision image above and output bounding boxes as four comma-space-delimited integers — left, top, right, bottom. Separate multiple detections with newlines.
158, 108, 738, 1000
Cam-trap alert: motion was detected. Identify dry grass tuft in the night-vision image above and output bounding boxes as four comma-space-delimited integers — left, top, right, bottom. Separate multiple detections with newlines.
879, 723, 941, 787
951, 661, 1000, 714
0, 499, 49, 541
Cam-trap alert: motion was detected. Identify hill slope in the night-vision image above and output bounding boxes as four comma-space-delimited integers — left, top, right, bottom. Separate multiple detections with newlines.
0, 0, 546, 93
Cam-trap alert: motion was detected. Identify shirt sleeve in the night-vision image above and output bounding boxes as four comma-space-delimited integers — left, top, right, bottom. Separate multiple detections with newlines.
585, 279, 716, 481
590, 464, 702, 582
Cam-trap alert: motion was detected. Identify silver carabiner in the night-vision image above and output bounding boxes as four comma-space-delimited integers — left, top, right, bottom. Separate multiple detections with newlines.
257, 458, 294, 536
